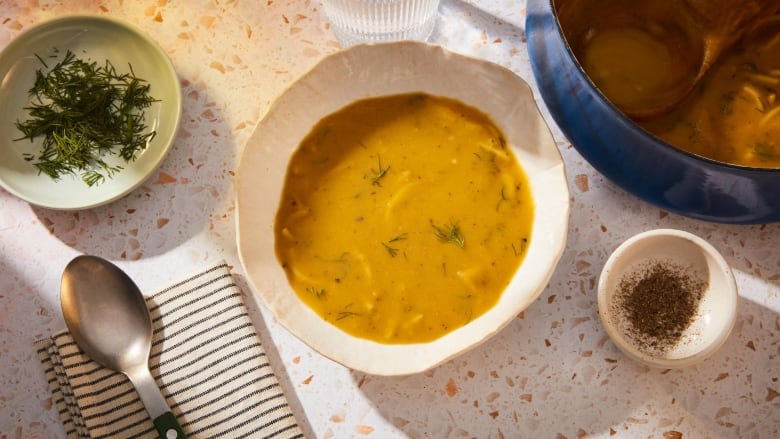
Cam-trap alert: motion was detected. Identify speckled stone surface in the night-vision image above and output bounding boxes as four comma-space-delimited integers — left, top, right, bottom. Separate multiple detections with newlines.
1, 1, 778, 438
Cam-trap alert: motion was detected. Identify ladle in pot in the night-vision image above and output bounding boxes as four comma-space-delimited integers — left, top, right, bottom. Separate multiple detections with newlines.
556, 0, 780, 119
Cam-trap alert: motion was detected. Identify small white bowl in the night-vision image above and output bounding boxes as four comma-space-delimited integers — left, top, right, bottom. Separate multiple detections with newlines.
597, 229, 738, 368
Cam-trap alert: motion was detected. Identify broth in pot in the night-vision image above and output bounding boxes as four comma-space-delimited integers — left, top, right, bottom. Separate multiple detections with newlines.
556, 0, 780, 168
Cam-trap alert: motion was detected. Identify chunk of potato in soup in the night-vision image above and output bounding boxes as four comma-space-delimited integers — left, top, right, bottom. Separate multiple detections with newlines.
274, 93, 534, 344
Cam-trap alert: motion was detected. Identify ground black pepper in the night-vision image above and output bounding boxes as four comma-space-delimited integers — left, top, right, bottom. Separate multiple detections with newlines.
612, 260, 707, 354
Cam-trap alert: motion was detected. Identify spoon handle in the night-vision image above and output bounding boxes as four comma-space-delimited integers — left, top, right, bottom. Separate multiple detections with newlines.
153, 411, 187, 439
128, 366, 188, 439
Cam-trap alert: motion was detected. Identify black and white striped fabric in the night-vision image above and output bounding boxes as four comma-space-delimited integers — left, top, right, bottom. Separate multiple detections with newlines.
35, 261, 304, 439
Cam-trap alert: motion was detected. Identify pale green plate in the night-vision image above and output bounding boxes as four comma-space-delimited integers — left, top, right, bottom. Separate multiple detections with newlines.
0, 15, 181, 210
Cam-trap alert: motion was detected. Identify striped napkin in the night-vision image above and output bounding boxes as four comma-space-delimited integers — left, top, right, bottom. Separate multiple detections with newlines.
35, 261, 305, 439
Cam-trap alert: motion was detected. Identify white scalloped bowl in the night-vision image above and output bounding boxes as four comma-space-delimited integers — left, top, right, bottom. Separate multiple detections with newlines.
236, 42, 570, 375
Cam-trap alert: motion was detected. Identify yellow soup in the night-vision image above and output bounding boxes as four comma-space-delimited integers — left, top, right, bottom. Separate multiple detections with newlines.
640, 23, 780, 167
274, 93, 534, 344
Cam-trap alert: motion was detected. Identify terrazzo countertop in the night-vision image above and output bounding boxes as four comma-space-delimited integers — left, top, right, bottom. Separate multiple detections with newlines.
1, 1, 779, 438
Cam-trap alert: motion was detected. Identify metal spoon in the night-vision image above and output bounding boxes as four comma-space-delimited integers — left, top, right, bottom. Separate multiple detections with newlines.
60, 255, 187, 439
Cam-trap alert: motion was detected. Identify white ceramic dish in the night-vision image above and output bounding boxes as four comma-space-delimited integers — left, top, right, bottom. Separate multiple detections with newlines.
236, 42, 570, 376
0, 15, 181, 210
597, 229, 738, 368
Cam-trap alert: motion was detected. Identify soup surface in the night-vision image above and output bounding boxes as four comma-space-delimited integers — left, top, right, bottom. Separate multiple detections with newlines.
274, 93, 534, 344
641, 22, 780, 167
557, 0, 780, 167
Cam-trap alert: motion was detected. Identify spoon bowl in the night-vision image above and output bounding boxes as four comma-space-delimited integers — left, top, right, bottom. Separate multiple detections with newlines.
60, 255, 187, 439
61, 255, 152, 371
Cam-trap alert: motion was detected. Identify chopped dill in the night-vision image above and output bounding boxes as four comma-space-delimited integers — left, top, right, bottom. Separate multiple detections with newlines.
496, 186, 508, 211
306, 286, 326, 298
336, 311, 359, 321
388, 233, 408, 242
381, 233, 407, 257
14, 49, 158, 186
369, 155, 390, 186
432, 221, 465, 248
382, 242, 399, 257
511, 237, 529, 256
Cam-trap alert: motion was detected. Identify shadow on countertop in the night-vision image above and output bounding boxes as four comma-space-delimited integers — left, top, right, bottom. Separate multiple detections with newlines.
231, 271, 318, 439
353, 290, 779, 437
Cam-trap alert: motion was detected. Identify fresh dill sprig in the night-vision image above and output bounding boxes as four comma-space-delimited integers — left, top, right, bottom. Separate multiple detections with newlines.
306, 286, 326, 299
511, 237, 528, 256
432, 221, 465, 248
496, 186, 508, 211
369, 155, 390, 186
14, 49, 158, 186
382, 242, 399, 257
335, 303, 360, 321
389, 233, 407, 242
336, 311, 359, 321
381, 233, 408, 257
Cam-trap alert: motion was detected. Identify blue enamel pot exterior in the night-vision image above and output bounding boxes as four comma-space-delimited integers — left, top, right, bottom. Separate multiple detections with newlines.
526, 0, 780, 224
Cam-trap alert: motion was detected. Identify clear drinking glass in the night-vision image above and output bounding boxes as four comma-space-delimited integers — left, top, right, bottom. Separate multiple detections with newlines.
322, 0, 440, 45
